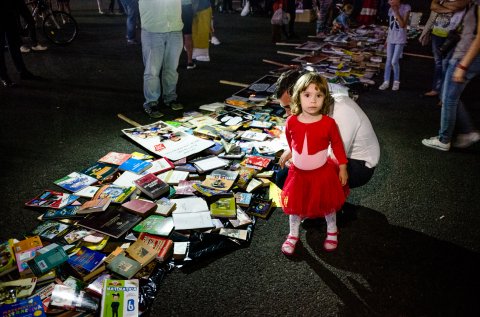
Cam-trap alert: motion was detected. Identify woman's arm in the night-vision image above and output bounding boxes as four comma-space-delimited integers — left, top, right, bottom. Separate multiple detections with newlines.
453, 6, 480, 82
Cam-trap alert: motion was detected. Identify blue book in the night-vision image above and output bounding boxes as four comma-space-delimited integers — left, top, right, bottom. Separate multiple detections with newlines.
118, 158, 152, 174
0, 295, 46, 317
68, 246, 105, 273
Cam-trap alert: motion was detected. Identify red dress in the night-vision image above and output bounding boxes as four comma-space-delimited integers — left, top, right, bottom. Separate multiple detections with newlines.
281, 115, 349, 218
357, 0, 378, 25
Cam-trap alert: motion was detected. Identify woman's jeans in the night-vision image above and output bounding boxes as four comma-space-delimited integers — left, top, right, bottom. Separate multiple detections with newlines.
439, 56, 480, 143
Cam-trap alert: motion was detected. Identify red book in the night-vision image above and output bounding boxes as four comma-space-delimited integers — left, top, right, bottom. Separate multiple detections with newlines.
138, 232, 174, 262
122, 199, 157, 217
134, 173, 170, 199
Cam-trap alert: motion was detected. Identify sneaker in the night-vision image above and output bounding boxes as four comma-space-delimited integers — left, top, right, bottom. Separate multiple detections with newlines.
186, 62, 196, 70
378, 81, 389, 90
452, 131, 480, 148
240, 2, 250, 16
195, 55, 210, 62
31, 44, 48, 51
127, 39, 139, 45
392, 81, 400, 91
20, 45, 31, 53
422, 136, 451, 151
143, 102, 164, 118
210, 36, 221, 45
165, 100, 184, 111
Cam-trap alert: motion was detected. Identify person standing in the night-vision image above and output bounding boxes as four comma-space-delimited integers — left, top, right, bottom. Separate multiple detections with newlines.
279, 72, 349, 255
182, 0, 196, 69
139, 0, 184, 118
192, 0, 213, 62
378, 0, 411, 91
120, 0, 139, 45
422, 1, 480, 151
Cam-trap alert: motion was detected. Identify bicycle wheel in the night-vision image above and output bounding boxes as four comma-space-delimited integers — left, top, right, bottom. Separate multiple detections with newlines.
43, 11, 78, 45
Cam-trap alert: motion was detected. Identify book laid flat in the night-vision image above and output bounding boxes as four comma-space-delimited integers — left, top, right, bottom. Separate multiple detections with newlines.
0, 295, 45, 316
147, 157, 174, 174
106, 254, 142, 279
201, 169, 239, 191
121, 199, 157, 217
234, 192, 253, 207
121, 120, 214, 161
118, 158, 152, 174
29, 221, 71, 242
171, 197, 214, 230
50, 284, 99, 312
100, 279, 139, 317
54, 172, 98, 193
246, 197, 274, 219
68, 247, 105, 273
63, 228, 93, 244
97, 152, 132, 166
219, 228, 249, 240
25, 190, 79, 209
41, 205, 83, 220
210, 197, 237, 218
0, 239, 15, 276
174, 180, 201, 196
132, 215, 174, 237
134, 173, 170, 199
78, 197, 112, 214
242, 155, 273, 169
77, 209, 142, 239
229, 207, 253, 228
191, 156, 229, 173
155, 197, 176, 216
92, 184, 136, 204
126, 239, 157, 267
158, 170, 189, 185
138, 232, 173, 262
0, 277, 38, 303
27, 243, 69, 277
85, 272, 112, 297
81, 162, 119, 183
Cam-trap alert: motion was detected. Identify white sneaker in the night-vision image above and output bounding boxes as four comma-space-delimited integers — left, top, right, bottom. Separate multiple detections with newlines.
452, 131, 480, 148
31, 44, 48, 51
20, 45, 31, 53
392, 81, 400, 91
210, 36, 221, 45
422, 136, 451, 151
195, 55, 210, 62
241, 1, 250, 16
378, 81, 389, 90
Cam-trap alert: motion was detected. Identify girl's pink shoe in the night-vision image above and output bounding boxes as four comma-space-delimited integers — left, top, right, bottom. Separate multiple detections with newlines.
323, 231, 338, 252
281, 235, 299, 256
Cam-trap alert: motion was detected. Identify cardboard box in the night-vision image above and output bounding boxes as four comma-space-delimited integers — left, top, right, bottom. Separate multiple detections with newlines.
295, 9, 315, 23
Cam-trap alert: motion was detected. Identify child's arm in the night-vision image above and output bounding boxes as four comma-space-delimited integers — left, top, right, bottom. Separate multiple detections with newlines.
338, 164, 348, 186
391, 5, 410, 29
453, 6, 480, 82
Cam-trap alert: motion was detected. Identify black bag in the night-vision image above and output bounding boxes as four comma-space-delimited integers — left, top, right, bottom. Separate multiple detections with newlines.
439, 28, 462, 57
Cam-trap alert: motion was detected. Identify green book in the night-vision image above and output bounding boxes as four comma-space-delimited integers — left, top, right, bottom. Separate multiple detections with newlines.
101, 279, 139, 317
106, 255, 142, 279
210, 197, 237, 218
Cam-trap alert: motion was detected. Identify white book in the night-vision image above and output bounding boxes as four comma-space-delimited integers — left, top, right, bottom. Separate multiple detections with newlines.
199, 102, 225, 112
75, 186, 100, 198
192, 156, 229, 172
171, 197, 214, 230
113, 171, 144, 187
241, 131, 269, 142
158, 170, 189, 185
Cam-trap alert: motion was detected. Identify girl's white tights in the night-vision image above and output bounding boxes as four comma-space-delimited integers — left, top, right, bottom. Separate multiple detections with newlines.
289, 215, 302, 237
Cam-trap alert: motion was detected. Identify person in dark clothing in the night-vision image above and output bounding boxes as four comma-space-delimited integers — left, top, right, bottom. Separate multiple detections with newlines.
1, 0, 41, 87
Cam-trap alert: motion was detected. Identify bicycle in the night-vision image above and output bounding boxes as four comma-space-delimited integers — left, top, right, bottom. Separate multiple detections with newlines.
22, 0, 78, 45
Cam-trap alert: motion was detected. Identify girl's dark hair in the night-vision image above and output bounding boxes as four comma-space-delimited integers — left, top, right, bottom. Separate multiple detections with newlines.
290, 72, 334, 115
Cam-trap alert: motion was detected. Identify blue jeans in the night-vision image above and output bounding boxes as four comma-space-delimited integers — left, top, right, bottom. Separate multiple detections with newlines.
439, 56, 480, 143
384, 43, 404, 82
431, 34, 453, 93
120, 0, 138, 41
141, 30, 183, 105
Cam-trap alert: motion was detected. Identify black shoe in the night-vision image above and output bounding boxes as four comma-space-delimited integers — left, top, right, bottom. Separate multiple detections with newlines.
1, 78, 16, 88
20, 71, 43, 81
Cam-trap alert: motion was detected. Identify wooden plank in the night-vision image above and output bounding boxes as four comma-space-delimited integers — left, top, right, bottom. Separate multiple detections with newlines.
117, 113, 142, 127
277, 50, 305, 57
219, 80, 249, 88
403, 52, 434, 59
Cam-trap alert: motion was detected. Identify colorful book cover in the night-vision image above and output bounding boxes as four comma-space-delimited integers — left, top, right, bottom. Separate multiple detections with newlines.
147, 157, 174, 174
106, 255, 142, 279
93, 184, 136, 204
100, 279, 139, 317
174, 180, 201, 196
132, 215, 174, 237
246, 197, 274, 219
67, 247, 105, 273
0, 277, 38, 304
201, 169, 239, 191
0, 295, 46, 316
243, 155, 272, 168
54, 172, 98, 192
138, 232, 173, 262
50, 284, 99, 312
98, 152, 132, 165
134, 173, 170, 199
121, 199, 157, 217
118, 158, 152, 174
25, 190, 79, 209
0, 239, 15, 275
155, 198, 176, 216
42, 205, 82, 220
130, 151, 154, 160
81, 162, 119, 182
29, 221, 71, 242
210, 197, 237, 218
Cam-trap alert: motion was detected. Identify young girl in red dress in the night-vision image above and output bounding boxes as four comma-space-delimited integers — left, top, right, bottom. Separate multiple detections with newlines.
279, 72, 348, 255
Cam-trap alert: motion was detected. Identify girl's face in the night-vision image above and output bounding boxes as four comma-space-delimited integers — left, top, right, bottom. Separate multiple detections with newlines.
300, 83, 324, 116
388, 0, 400, 6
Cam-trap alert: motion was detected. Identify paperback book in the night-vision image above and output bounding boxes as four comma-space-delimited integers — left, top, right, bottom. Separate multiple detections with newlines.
126, 240, 157, 267
147, 157, 174, 174
0, 277, 37, 304
171, 197, 214, 230
246, 197, 274, 219
25, 190, 79, 209
81, 162, 118, 183
54, 172, 98, 193
174, 180, 201, 196
118, 158, 153, 174
42, 205, 83, 220
155, 197, 176, 216
77, 209, 142, 239
100, 279, 139, 317
27, 243, 69, 277
132, 215, 174, 237
98, 152, 132, 166
50, 284, 99, 312
138, 232, 173, 262
210, 197, 237, 219
0, 295, 45, 317
78, 197, 112, 214
134, 173, 170, 199
29, 220, 71, 242
201, 169, 239, 191
158, 170, 189, 185
106, 254, 142, 279
121, 199, 157, 217
93, 184, 136, 204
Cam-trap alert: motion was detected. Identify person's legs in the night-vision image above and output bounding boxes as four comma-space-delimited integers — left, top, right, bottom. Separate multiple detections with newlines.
142, 30, 165, 105
161, 31, 183, 104
121, 0, 138, 42
324, 211, 338, 251
391, 43, 404, 82
281, 214, 301, 255
0, 29, 12, 83
383, 42, 394, 83
430, 34, 446, 94
347, 159, 375, 189
181, 4, 194, 67
439, 57, 480, 143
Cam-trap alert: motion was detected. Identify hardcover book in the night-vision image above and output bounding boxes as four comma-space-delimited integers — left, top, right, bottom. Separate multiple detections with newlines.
246, 197, 274, 219
122, 199, 157, 217
78, 197, 112, 214
93, 184, 136, 204
118, 158, 152, 174
42, 205, 83, 220
106, 254, 142, 279
137, 232, 173, 262
126, 239, 157, 267
27, 243, 69, 277
25, 190, 79, 209
67, 246, 105, 273
132, 215, 174, 237
100, 279, 139, 317
29, 221, 71, 242
77, 209, 142, 239
98, 152, 132, 166
174, 180, 200, 196
134, 173, 170, 200
210, 197, 237, 218
81, 162, 118, 182
54, 172, 98, 193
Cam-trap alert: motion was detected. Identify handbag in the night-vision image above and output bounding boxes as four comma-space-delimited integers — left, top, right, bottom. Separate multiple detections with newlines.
439, 5, 470, 57
419, 11, 438, 46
